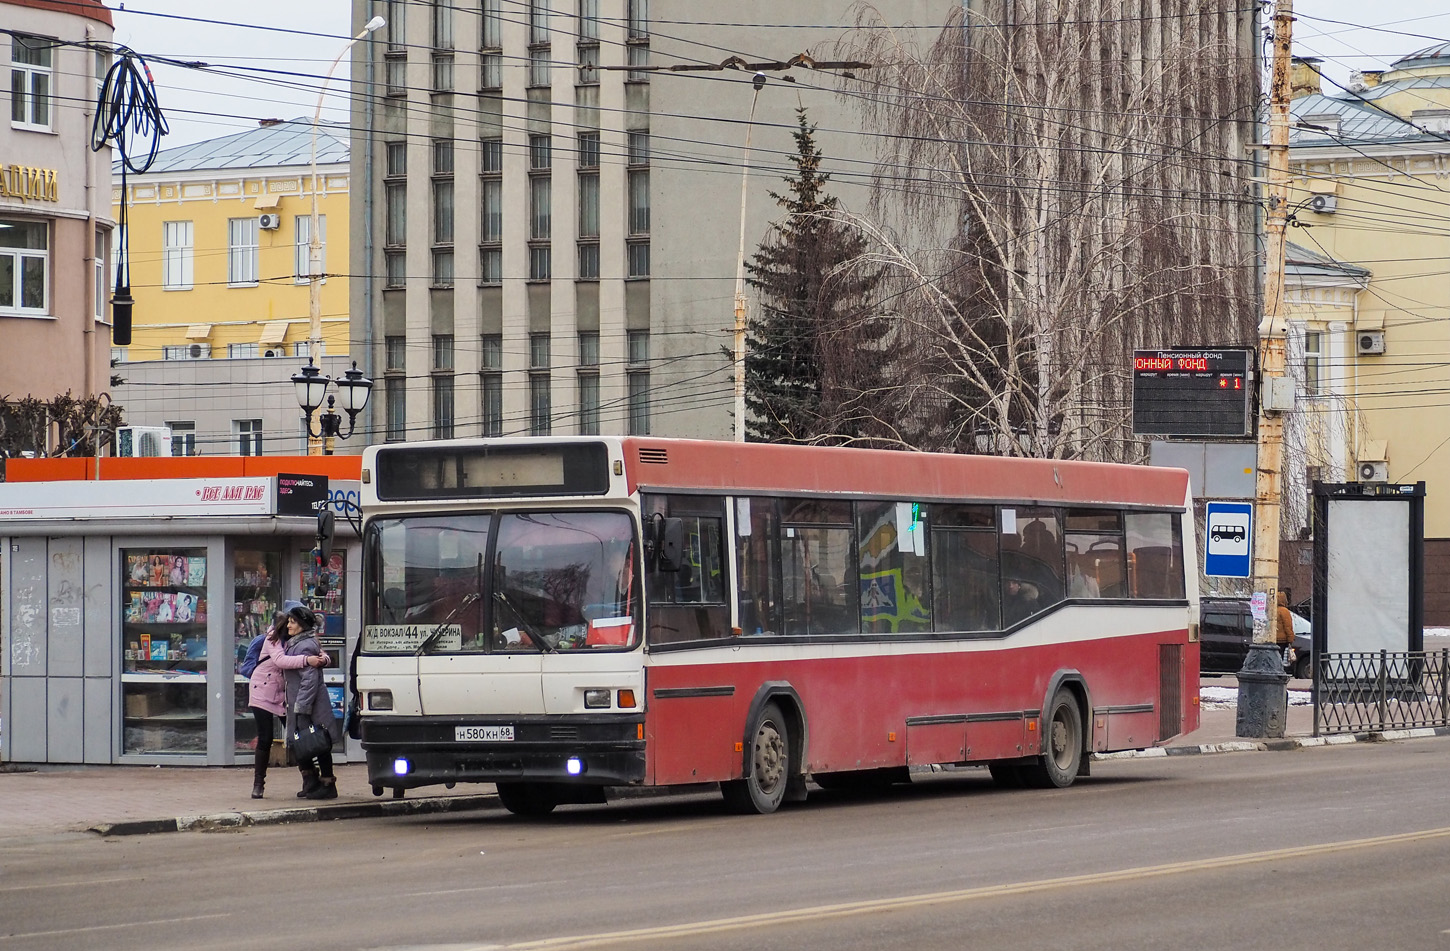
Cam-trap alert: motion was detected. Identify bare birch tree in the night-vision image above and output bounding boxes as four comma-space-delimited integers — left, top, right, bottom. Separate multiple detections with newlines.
830, 0, 1260, 461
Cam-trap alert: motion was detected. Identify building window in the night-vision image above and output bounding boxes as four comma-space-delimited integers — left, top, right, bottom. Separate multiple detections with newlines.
385, 379, 406, 442
10, 35, 53, 130
433, 376, 455, 439
481, 333, 503, 436
433, 333, 455, 371
293, 341, 323, 358
530, 333, 551, 435
480, 0, 503, 88
387, 141, 407, 176
95, 232, 108, 321
578, 131, 599, 280
386, 335, 406, 371
578, 0, 600, 84
626, 0, 649, 82
162, 221, 193, 291
167, 421, 196, 457
578, 331, 600, 435
432, 0, 453, 49
432, 139, 455, 287
478, 136, 503, 286
627, 330, 650, 435
627, 131, 650, 278
432, 52, 454, 92
227, 217, 259, 286
530, 134, 552, 281
528, 0, 551, 87
1304, 329, 1323, 397
228, 343, 260, 358
163, 344, 210, 360
385, 182, 407, 247
0, 218, 48, 315
233, 418, 263, 456
384, 0, 407, 94
293, 215, 326, 284
385, 251, 406, 287
111, 347, 127, 364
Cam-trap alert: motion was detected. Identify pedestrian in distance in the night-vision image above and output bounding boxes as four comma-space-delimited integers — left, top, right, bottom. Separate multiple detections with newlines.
282, 602, 342, 800
1275, 590, 1296, 671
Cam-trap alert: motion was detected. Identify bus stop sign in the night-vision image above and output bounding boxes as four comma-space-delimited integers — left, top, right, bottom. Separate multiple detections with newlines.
1204, 501, 1252, 578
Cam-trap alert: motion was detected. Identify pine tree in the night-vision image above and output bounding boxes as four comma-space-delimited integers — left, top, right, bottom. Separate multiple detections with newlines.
744, 109, 888, 444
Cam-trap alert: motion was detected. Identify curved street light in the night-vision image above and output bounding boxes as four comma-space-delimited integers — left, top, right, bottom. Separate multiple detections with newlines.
293, 359, 373, 454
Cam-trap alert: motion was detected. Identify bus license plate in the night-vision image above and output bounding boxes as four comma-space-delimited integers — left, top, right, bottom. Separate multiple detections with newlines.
456, 725, 514, 742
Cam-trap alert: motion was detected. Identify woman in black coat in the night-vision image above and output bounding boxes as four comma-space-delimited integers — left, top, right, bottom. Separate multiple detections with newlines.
282, 604, 342, 799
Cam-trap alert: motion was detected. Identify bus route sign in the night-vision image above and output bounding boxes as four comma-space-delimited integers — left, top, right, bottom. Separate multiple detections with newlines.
1132, 348, 1252, 437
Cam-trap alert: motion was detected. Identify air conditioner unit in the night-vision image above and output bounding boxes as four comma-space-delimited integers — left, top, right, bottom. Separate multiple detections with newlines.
1358, 460, 1389, 483
186, 343, 211, 359
1308, 194, 1337, 215
259, 213, 281, 230
116, 425, 173, 458
1356, 331, 1386, 355
262, 347, 284, 358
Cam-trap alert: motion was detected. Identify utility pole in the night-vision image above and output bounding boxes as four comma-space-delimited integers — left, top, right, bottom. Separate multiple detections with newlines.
1237, 0, 1294, 738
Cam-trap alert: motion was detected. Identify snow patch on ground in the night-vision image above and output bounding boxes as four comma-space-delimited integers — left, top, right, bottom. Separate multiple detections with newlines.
1199, 685, 1312, 710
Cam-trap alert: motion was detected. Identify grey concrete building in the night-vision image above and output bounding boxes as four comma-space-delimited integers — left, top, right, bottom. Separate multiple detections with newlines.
349, 0, 948, 443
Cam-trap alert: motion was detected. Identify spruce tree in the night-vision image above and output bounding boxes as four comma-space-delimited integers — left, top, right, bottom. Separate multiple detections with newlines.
744, 109, 886, 444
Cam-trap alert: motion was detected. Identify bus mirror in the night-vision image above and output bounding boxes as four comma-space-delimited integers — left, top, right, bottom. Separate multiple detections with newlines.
656, 517, 685, 572
316, 509, 336, 560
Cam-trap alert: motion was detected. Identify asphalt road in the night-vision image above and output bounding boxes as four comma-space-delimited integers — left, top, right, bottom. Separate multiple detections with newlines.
2, 740, 1448, 951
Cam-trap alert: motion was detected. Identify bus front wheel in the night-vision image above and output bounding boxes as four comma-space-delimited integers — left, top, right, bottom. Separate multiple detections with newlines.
722, 702, 791, 814
1021, 689, 1083, 789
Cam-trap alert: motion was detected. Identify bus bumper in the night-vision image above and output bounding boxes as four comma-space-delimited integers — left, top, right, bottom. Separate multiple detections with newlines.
360, 715, 647, 790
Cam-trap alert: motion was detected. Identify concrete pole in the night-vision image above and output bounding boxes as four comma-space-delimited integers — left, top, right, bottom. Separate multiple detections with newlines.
732, 76, 765, 442
1237, 0, 1294, 739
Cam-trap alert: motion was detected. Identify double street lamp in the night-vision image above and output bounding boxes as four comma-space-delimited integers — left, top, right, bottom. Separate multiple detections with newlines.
293, 359, 373, 455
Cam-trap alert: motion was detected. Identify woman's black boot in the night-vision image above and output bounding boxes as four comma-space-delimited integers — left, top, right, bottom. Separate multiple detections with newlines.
297, 767, 321, 798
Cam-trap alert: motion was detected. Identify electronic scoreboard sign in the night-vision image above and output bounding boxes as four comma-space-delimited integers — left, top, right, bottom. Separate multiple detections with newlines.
1131, 348, 1252, 437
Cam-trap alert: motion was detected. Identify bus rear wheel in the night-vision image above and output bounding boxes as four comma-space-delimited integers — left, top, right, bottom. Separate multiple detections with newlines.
722, 702, 790, 814
496, 781, 559, 816
1021, 689, 1083, 789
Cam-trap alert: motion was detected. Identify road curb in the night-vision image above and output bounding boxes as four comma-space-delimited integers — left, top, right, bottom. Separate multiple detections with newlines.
1093, 724, 1450, 762
88, 792, 498, 837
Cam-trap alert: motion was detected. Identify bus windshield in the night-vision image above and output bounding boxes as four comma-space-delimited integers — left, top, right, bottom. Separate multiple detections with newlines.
364, 510, 639, 653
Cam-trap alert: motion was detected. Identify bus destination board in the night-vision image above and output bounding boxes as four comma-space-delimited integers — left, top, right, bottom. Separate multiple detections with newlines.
1131, 348, 1252, 437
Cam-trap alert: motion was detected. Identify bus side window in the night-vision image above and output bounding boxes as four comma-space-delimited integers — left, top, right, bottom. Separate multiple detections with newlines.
856, 499, 930, 634
1000, 507, 1064, 626
1125, 512, 1186, 599
779, 499, 856, 636
643, 494, 730, 644
736, 496, 780, 636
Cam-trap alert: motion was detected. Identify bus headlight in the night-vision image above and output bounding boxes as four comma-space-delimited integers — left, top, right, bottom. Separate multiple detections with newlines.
566, 756, 584, 776
393, 758, 410, 776
584, 689, 611, 709
368, 690, 393, 711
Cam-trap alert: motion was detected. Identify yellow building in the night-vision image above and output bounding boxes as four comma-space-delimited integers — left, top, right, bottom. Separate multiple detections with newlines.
1288, 46, 1450, 616
110, 119, 350, 363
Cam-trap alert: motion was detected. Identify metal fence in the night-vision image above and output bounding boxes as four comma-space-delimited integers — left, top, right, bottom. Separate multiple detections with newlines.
1315, 650, 1450, 735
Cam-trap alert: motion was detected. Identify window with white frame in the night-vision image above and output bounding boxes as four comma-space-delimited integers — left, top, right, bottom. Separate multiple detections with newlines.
293, 341, 324, 358
110, 347, 127, 364
1304, 329, 1323, 397
167, 421, 196, 457
163, 220, 194, 290
227, 217, 259, 285
294, 215, 327, 283
233, 418, 264, 456
10, 35, 53, 130
0, 218, 48, 315
95, 232, 108, 321
228, 343, 260, 358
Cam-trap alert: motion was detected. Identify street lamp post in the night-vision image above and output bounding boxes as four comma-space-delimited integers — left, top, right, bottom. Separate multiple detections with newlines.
306, 14, 385, 454
293, 359, 374, 455
732, 72, 767, 442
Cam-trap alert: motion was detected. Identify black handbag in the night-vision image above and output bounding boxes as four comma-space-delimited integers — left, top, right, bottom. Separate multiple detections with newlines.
288, 714, 332, 760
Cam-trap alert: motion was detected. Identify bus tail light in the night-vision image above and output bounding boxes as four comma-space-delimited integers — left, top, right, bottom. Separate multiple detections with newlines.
369, 690, 393, 711
617, 689, 636, 708
584, 689, 611, 709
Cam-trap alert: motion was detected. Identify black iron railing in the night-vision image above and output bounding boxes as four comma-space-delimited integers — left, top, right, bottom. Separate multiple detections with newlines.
1314, 650, 1450, 735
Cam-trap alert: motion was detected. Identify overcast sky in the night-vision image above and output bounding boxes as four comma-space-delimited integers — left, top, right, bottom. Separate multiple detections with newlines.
109, 1, 1450, 148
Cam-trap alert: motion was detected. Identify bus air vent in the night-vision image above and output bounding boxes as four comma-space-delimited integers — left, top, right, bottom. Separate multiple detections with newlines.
638, 447, 669, 465
550, 726, 580, 740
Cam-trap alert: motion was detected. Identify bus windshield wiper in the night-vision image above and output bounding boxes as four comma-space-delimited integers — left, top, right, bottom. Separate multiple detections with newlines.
415, 592, 480, 657
494, 589, 554, 652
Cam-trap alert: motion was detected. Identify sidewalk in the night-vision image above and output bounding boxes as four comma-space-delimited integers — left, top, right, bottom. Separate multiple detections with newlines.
1, 677, 1444, 839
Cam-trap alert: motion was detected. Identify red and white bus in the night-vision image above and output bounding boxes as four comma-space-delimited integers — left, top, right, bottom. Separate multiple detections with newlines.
353, 437, 1198, 815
